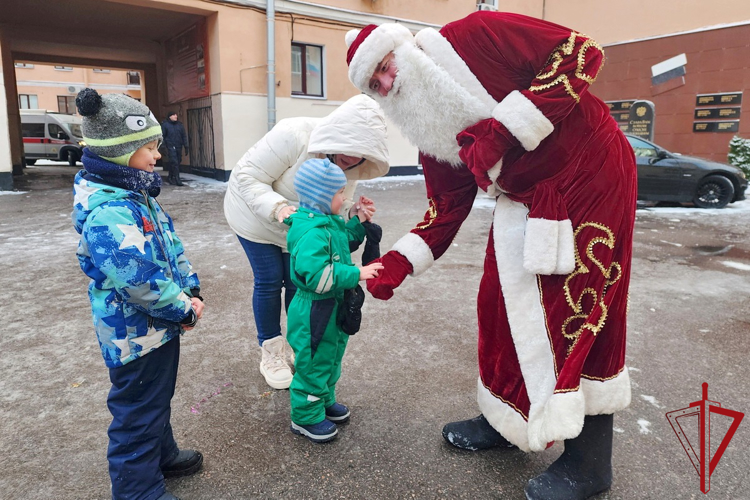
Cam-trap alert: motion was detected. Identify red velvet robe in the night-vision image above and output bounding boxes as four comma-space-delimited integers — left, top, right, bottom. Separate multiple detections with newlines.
381, 12, 637, 452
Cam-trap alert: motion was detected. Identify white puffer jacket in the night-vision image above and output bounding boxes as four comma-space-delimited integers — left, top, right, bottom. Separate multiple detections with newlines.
223, 95, 390, 250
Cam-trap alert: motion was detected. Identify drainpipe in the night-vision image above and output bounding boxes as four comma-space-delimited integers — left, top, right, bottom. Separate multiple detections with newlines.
267, 0, 276, 131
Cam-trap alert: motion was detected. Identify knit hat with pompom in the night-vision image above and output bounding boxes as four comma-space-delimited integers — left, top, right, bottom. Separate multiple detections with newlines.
76, 88, 162, 166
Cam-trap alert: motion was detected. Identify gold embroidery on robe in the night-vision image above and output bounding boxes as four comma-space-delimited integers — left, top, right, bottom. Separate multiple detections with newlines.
415, 198, 438, 230
529, 32, 605, 103
562, 222, 621, 355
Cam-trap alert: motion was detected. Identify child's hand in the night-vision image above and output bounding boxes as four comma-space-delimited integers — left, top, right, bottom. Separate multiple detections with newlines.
359, 262, 384, 281
277, 204, 297, 223
359, 195, 376, 215
191, 297, 205, 319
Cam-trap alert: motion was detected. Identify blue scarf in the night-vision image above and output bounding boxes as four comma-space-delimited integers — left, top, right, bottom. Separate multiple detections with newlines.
81, 148, 162, 197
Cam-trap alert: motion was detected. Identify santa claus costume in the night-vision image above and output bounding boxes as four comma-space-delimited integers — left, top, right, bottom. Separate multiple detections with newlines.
346, 12, 637, 500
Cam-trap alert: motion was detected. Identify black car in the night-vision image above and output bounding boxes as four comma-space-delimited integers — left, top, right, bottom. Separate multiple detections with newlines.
626, 134, 747, 209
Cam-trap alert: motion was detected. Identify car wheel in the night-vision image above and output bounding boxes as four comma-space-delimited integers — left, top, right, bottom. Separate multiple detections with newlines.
67, 150, 78, 166
693, 175, 735, 209
25, 159, 37, 166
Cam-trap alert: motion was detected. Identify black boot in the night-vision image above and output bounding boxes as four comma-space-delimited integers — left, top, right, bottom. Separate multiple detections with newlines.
174, 168, 184, 186
524, 414, 613, 500
442, 414, 516, 451
161, 449, 203, 478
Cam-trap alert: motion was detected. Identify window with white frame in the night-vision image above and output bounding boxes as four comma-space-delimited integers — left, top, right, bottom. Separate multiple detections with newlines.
93, 68, 111, 73
19, 94, 38, 109
14, 63, 34, 69
127, 71, 141, 85
291, 43, 324, 98
54, 66, 73, 71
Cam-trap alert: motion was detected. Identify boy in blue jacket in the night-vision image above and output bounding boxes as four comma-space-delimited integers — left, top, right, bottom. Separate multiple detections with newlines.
72, 88, 203, 500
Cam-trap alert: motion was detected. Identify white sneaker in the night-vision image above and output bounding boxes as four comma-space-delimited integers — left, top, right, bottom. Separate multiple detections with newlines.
260, 336, 293, 390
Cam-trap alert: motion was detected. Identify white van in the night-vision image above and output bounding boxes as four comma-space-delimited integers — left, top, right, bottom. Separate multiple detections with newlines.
21, 110, 85, 166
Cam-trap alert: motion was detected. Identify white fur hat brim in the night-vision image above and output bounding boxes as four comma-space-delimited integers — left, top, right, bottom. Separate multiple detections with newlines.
346, 24, 414, 92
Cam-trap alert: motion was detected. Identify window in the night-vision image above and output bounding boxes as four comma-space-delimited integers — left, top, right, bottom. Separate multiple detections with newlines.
58, 95, 77, 114
22, 123, 45, 138
54, 66, 73, 71
291, 43, 324, 97
627, 136, 657, 157
93, 68, 110, 73
127, 71, 141, 85
49, 123, 68, 140
14, 63, 34, 69
18, 94, 38, 109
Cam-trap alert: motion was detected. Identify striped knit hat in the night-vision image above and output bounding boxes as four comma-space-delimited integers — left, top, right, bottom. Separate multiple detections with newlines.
76, 88, 163, 166
294, 158, 347, 215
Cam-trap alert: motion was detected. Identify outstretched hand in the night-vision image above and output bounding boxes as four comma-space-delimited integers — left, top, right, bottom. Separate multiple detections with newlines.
359, 262, 384, 281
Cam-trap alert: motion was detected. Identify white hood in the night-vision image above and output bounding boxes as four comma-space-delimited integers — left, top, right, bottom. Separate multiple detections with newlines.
308, 94, 390, 180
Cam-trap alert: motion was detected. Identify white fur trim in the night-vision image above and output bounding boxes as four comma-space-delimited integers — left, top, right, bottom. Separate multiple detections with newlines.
477, 378, 531, 452
529, 391, 586, 450
523, 218, 559, 275
555, 219, 576, 274
493, 195, 557, 451
582, 367, 632, 415
487, 159, 503, 184
483, 159, 503, 196
414, 28, 498, 111
345, 29, 359, 47
391, 232, 434, 277
348, 24, 414, 92
492, 90, 554, 151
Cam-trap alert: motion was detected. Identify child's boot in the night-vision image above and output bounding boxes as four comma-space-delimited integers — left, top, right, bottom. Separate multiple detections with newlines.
161, 449, 203, 478
291, 419, 338, 443
325, 402, 350, 423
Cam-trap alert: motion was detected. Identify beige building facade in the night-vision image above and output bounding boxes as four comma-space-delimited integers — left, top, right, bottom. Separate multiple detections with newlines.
2, 0, 750, 190
14, 64, 142, 114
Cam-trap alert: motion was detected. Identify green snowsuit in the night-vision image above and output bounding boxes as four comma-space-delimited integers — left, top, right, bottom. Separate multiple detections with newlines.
285, 208, 365, 425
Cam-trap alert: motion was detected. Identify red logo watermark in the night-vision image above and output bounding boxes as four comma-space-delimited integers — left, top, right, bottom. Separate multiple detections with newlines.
665, 383, 744, 493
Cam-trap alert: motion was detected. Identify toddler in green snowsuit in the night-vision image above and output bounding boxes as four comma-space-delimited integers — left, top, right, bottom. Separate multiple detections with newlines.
284, 158, 383, 443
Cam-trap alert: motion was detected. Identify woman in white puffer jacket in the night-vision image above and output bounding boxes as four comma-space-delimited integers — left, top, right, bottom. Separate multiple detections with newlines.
224, 94, 389, 390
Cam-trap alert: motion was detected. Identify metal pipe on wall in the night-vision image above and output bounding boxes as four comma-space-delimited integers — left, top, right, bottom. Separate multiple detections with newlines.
266, 0, 276, 131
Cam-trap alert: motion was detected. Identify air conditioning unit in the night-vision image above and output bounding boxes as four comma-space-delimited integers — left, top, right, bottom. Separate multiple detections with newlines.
67, 85, 80, 94
477, 1, 498, 11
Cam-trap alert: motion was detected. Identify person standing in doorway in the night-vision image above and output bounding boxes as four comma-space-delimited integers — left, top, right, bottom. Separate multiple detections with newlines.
161, 111, 189, 186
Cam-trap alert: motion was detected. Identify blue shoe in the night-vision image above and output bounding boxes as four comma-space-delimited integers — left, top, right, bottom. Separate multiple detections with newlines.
290, 419, 338, 443
325, 402, 351, 423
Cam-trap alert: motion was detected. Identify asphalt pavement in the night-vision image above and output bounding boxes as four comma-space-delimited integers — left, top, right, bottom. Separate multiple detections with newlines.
1, 164, 748, 499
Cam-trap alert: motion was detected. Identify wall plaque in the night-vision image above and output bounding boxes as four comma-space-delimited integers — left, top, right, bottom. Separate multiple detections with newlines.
693, 121, 740, 133
693, 107, 741, 120
695, 92, 742, 107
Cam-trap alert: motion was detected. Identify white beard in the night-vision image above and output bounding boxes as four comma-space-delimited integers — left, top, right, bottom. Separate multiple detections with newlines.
370, 42, 491, 166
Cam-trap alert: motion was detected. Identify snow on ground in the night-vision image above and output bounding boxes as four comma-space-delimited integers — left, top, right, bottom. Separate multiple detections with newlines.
721, 261, 750, 271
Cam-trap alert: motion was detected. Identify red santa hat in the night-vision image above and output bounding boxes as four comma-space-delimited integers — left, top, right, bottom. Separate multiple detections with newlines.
345, 23, 414, 92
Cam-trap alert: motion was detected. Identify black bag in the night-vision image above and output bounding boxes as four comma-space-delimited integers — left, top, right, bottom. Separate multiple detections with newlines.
337, 284, 365, 335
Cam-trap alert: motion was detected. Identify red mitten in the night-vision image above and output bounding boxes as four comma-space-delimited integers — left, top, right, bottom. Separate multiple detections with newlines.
457, 118, 514, 189
366, 251, 413, 300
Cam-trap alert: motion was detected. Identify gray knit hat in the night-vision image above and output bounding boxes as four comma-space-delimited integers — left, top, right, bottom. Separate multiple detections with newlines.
76, 88, 162, 166
294, 158, 347, 214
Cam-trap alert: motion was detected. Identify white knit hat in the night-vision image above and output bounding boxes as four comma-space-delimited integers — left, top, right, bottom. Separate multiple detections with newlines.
345, 23, 414, 92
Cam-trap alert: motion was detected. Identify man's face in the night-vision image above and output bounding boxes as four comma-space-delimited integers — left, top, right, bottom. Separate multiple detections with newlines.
169, 113, 178, 121
368, 52, 398, 97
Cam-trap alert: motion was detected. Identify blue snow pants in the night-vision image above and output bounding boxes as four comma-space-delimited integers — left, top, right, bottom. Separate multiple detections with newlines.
107, 336, 180, 500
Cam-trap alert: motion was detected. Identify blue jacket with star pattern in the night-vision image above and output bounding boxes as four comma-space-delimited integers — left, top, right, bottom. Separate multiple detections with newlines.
72, 171, 200, 368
